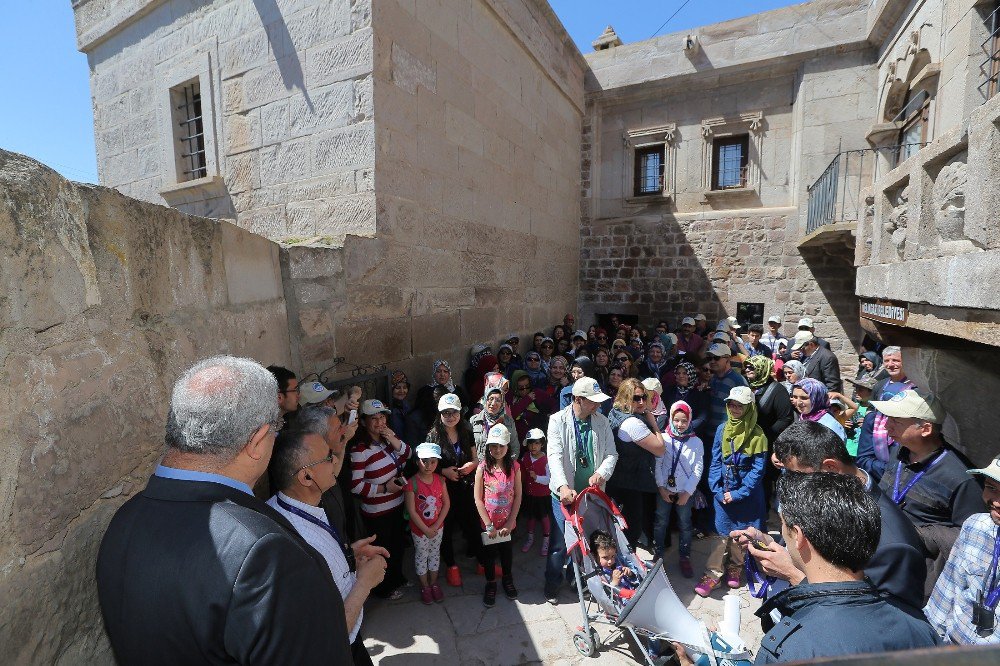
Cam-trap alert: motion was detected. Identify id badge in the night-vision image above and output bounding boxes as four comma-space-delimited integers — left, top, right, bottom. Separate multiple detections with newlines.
578, 455, 590, 469
667, 475, 676, 487
974, 600, 996, 637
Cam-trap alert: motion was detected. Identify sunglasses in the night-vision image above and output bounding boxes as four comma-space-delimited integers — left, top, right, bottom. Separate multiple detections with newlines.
632, 394, 647, 402
441, 409, 460, 417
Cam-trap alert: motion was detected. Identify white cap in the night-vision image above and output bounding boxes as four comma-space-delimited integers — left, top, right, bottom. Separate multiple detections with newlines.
726, 316, 742, 330
790, 331, 815, 351
797, 318, 814, 330
437, 393, 462, 412
694, 313, 707, 321
486, 423, 511, 446
641, 377, 663, 396
681, 316, 695, 326
361, 399, 391, 416
571, 377, 611, 402
573, 329, 587, 340
968, 454, 1000, 484
525, 427, 546, 441
707, 343, 732, 357
870, 390, 945, 424
767, 315, 782, 324
725, 386, 755, 405
299, 381, 334, 405
415, 442, 442, 459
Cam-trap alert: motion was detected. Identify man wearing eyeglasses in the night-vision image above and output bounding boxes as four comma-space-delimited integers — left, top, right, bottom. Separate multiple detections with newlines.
268, 415, 389, 666
96, 356, 354, 664
267, 364, 300, 417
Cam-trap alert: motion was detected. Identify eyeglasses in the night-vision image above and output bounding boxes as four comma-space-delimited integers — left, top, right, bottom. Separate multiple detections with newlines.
632, 394, 647, 403
528, 357, 541, 363
615, 357, 629, 363
299, 451, 335, 472
279, 386, 300, 394
499, 350, 512, 355
542, 343, 554, 348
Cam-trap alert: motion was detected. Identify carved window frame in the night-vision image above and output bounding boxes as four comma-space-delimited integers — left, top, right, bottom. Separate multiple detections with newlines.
700, 112, 763, 195
622, 123, 677, 205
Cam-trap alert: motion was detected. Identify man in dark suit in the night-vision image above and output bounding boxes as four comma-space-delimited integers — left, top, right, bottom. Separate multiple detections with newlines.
792, 331, 842, 393
733, 420, 928, 618
96, 356, 352, 665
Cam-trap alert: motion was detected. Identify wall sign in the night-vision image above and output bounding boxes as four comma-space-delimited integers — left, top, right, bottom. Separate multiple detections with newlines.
860, 298, 908, 326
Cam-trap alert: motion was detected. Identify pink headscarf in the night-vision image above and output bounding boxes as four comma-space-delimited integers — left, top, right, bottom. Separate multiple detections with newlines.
666, 400, 694, 440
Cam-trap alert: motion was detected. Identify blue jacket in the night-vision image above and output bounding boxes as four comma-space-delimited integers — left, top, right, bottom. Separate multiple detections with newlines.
708, 423, 767, 534
755, 580, 939, 663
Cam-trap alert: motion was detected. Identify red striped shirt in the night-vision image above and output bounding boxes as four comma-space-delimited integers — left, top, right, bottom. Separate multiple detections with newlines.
350, 440, 411, 516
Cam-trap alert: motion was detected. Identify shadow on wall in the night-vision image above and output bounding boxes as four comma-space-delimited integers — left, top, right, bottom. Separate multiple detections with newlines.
252, 0, 314, 111
799, 245, 861, 357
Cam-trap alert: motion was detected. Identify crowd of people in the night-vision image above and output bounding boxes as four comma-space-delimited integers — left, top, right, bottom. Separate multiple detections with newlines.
94, 311, 1000, 665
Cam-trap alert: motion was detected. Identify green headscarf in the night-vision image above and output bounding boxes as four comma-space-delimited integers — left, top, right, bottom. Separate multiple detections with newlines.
721, 399, 768, 458
746, 356, 774, 390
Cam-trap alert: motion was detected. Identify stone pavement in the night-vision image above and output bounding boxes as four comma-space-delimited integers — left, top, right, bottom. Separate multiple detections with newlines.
363, 530, 764, 665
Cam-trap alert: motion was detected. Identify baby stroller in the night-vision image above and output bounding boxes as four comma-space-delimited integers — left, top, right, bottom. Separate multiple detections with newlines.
562, 487, 753, 666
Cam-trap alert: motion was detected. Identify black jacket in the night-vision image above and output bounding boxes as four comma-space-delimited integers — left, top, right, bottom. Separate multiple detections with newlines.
754, 381, 794, 444
802, 345, 842, 392
755, 580, 939, 663
97, 475, 352, 665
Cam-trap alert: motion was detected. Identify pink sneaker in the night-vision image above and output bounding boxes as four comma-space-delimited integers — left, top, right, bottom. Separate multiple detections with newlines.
679, 556, 694, 579
695, 574, 721, 598
420, 587, 434, 605
726, 565, 742, 589
430, 584, 444, 603
539, 535, 550, 557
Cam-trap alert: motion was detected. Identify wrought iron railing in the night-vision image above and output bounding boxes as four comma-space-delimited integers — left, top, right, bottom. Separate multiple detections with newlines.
805, 144, 927, 234
299, 358, 391, 404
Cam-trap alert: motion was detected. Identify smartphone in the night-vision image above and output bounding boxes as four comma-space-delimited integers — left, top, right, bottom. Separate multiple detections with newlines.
348, 409, 357, 425
751, 538, 772, 552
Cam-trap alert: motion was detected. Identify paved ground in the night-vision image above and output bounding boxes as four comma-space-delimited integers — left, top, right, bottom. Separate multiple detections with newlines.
363, 530, 765, 665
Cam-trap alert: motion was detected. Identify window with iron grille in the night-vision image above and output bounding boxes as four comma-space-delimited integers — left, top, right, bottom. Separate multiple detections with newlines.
711, 135, 749, 190
172, 80, 207, 181
894, 89, 930, 163
633, 145, 665, 196
987, 1, 1000, 99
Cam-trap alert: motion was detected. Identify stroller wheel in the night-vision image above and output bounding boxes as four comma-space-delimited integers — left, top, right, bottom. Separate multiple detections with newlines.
572, 629, 598, 658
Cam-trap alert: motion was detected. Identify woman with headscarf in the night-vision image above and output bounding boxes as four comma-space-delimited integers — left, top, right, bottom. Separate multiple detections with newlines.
600, 365, 626, 416
593, 347, 611, 389
522, 350, 548, 388
745, 356, 793, 445
538, 354, 568, 400
539, 337, 556, 368
789, 377, 846, 441
497, 344, 520, 379
605, 378, 667, 549
856, 351, 881, 380
470, 385, 521, 462
639, 342, 669, 382
468, 354, 499, 405
414, 360, 471, 421
780, 359, 806, 394
662, 361, 710, 439
388, 370, 411, 439
695, 386, 768, 597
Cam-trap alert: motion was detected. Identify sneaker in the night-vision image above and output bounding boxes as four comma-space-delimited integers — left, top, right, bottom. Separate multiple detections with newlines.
544, 585, 559, 605
501, 576, 518, 599
388, 587, 405, 601
446, 565, 462, 587
483, 582, 497, 608
679, 557, 694, 579
694, 575, 720, 598
726, 565, 742, 589
430, 584, 444, 603
420, 587, 434, 605
540, 535, 550, 557
522, 534, 535, 553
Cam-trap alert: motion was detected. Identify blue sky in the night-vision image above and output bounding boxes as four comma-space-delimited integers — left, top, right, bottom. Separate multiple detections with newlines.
0, 1, 800, 185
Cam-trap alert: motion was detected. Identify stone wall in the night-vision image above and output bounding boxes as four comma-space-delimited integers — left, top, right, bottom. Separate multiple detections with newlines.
0, 150, 293, 663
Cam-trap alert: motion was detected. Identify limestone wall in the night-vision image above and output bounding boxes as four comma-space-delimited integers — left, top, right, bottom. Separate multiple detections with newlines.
0, 150, 292, 663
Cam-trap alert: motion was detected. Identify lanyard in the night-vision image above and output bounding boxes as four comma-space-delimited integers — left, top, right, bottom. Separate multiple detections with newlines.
745, 555, 775, 599
276, 496, 356, 572
574, 416, 591, 466
985, 527, 1000, 609
383, 441, 402, 474
668, 440, 683, 481
892, 450, 947, 505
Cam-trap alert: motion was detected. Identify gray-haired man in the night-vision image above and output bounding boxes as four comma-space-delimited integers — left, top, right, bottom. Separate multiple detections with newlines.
96, 356, 352, 665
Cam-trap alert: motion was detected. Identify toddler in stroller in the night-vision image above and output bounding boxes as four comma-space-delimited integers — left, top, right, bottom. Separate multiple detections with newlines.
563, 486, 753, 666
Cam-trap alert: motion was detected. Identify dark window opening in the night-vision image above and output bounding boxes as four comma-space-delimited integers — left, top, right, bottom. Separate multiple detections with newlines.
712, 135, 749, 190
633, 145, 665, 196
174, 81, 207, 181
736, 302, 765, 330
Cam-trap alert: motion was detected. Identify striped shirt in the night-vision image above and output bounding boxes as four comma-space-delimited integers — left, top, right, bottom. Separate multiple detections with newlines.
350, 438, 411, 516
925, 513, 1000, 646
266, 493, 362, 642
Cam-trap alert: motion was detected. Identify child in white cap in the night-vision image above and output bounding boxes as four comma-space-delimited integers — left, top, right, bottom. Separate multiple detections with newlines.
519, 428, 551, 556
404, 443, 450, 605
474, 424, 522, 608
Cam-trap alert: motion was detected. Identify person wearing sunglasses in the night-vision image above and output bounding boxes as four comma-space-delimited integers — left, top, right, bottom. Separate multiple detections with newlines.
605, 379, 667, 550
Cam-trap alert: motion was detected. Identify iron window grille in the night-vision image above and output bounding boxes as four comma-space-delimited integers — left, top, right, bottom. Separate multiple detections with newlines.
893, 89, 930, 162
711, 135, 749, 190
175, 81, 207, 181
633, 145, 665, 196
984, 2, 1000, 99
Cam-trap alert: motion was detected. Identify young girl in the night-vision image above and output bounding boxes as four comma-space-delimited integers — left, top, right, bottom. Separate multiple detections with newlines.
474, 424, 522, 608
405, 443, 450, 605
696, 386, 767, 597
519, 428, 551, 556
652, 401, 704, 578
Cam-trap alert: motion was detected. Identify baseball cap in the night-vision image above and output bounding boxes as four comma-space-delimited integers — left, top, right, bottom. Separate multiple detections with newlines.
725, 386, 754, 405
681, 316, 695, 326
571, 377, 611, 402
707, 342, 732, 357
415, 442, 442, 459
870, 390, 945, 423
438, 393, 463, 412
360, 399, 391, 416
790, 331, 815, 350
797, 318, 814, 330
470, 342, 489, 356
641, 377, 663, 396
573, 329, 587, 340
694, 314, 707, 321
767, 315, 781, 324
968, 454, 1000, 484
506, 332, 520, 342
726, 316, 742, 330
846, 376, 877, 390
525, 427, 546, 442
299, 380, 334, 405
486, 424, 511, 446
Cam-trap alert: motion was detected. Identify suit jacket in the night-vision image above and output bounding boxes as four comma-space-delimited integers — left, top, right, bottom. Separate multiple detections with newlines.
96, 475, 352, 665
803, 345, 842, 392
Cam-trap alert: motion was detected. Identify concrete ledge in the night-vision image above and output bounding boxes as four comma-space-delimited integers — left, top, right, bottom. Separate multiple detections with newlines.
798, 222, 857, 249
